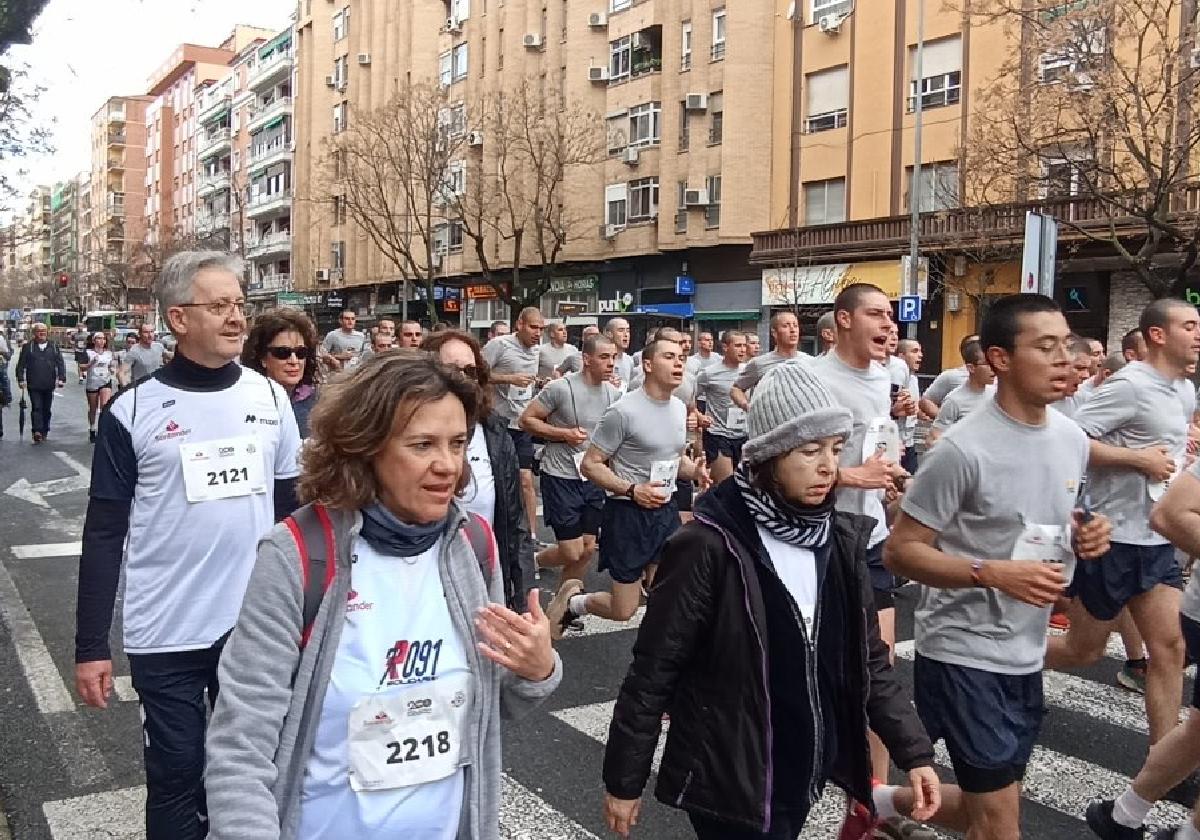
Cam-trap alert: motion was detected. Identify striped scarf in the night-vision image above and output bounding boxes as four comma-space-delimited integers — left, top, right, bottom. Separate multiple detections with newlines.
734, 461, 835, 549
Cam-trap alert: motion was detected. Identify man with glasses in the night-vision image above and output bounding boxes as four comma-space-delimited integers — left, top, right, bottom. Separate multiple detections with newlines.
118, 323, 169, 388
74, 251, 302, 840
320, 309, 365, 370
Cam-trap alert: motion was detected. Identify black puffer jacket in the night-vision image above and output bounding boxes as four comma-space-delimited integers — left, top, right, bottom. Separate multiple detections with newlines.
479, 411, 533, 611
603, 479, 934, 833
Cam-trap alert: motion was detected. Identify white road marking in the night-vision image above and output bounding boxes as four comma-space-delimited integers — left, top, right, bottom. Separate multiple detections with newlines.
42, 774, 599, 840
575, 606, 645, 637
113, 675, 138, 703
0, 559, 74, 714
10, 541, 82, 560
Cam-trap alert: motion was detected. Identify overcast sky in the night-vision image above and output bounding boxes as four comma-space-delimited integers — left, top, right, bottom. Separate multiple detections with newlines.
3, 0, 296, 205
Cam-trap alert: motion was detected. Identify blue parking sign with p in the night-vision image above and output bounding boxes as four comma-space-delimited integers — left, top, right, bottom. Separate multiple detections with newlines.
898, 295, 922, 323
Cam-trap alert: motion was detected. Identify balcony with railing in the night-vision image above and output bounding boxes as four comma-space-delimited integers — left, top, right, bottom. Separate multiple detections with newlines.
248, 133, 293, 171
197, 171, 231, 197
246, 189, 292, 219
197, 88, 233, 125
249, 47, 294, 91
107, 193, 125, 217
197, 209, 231, 230
248, 272, 291, 294
246, 230, 292, 260
750, 187, 1200, 265
198, 126, 232, 160
246, 96, 293, 134
107, 130, 127, 147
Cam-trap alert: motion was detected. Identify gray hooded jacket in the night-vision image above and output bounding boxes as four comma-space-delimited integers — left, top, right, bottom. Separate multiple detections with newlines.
205, 503, 563, 840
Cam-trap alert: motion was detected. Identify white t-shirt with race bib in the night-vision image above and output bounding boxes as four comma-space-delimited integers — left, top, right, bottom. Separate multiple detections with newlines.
96, 368, 301, 653
299, 537, 471, 839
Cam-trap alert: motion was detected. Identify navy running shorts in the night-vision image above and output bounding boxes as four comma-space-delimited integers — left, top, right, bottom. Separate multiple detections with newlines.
540, 473, 605, 542
598, 498, 679, 584
1068, 542, 1182, 622
914, 654, 1044, 794
703, 431, 746, 466
507, 427, 535, 471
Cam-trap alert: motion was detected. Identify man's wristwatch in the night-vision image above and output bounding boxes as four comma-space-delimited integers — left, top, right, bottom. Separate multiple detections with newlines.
624, 483, 637, 501
970, 559, 987, 589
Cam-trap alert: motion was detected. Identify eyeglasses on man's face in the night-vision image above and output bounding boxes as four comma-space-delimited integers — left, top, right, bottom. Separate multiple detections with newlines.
176, 299, 247, 318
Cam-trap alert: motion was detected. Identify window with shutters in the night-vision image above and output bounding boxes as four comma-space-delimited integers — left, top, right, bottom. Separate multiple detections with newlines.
605, 183, 628, 227
805, 67, 849, 132
804, 178, 846, 225
905, 162, 960, 212
908, 37, 962, 111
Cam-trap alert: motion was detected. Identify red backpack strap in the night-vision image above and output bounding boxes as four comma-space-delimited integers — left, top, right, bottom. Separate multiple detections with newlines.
283, 503, 337, 648
462, 513, 496, 591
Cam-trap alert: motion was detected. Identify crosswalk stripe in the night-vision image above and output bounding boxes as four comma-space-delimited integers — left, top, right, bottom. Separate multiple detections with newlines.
0, 559, 74, 715
893, 640, 1159, 735
41, 775, 601, 840
9, 541, 82, 560
113, 675, 137, 703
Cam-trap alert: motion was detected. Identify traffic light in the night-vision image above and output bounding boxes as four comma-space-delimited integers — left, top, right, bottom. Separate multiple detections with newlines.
57, 273, 68, 287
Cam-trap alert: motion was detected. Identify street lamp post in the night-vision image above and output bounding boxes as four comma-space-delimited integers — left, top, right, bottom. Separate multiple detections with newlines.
907, 0, 925, 340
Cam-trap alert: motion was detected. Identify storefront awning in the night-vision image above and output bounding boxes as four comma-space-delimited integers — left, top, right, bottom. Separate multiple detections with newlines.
761, 259, 904, 306
694, 310, 761, 321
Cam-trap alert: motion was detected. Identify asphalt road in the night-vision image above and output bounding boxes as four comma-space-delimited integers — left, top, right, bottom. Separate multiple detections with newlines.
0, 366, 1194, 839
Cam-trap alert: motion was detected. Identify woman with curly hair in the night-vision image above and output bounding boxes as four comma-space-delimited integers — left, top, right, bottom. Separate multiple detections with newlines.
206, 351, 561, 840
242, 307, 321, 437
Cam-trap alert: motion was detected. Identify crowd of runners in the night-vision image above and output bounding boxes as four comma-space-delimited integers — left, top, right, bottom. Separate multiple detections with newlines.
10, 247, 1198, 840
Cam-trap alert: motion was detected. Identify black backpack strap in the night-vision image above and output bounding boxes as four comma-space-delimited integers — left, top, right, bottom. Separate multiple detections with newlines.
462, 513, 495, 591
282, 503, 337, 648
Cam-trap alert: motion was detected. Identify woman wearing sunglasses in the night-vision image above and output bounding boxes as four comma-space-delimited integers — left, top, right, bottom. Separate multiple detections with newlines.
243, 308, 321, 438
421, 330, 533, 613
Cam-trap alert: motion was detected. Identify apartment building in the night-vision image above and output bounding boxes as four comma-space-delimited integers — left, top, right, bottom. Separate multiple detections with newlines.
243, 27, 296, 301
749, 0, 1200, 364
88, 95, 152, 296
144, 28, 275, 250
49, 177, 80, 283
293, 0, 783, 333
14, 186, 53, 285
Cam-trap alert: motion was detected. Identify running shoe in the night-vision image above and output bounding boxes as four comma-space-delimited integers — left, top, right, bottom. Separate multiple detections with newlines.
89, 429, 96, 443
1085, 800, 1145, 839
1149, 828, 1181, 840
547, 579, 584, 641
838, 799, 879, 840
1049, 612, 1071, 631
874, 817, 939, 839
1116, 661, 1148, 694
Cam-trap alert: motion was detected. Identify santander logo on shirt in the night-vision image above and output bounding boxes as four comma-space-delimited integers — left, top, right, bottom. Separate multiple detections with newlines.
346, 588, 374, 613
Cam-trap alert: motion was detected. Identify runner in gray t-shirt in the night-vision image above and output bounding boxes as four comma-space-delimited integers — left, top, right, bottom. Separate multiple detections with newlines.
695, 329, 748, 483
917, 333, 980, 418
730, 311, 811, 406
482, 307, 545, 539
520, 335, 620, 586
538, 323, 577, 379
1047, 299, 1200, 755
888, 295, 1110, 838
120, 325, 168, 386
547, 335, 708, 637
930, 341, 995, 440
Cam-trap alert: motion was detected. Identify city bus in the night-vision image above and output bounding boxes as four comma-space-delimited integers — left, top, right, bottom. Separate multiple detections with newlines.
84, 310, 143, 335
23, 309, 81, 344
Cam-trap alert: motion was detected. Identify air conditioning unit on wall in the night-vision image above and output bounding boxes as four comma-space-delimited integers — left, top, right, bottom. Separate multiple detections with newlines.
685, 93, 708, 111
588, 12, 607, 27
467, 130, 484, 146
588, 66, 609, 82
684, 188, 709, 207
315, 268, 330, 282
523, 33, 543, 48
818, 13, 847, 33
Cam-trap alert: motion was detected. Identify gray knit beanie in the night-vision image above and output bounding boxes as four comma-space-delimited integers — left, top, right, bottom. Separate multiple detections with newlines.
742, 362, 853, 466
